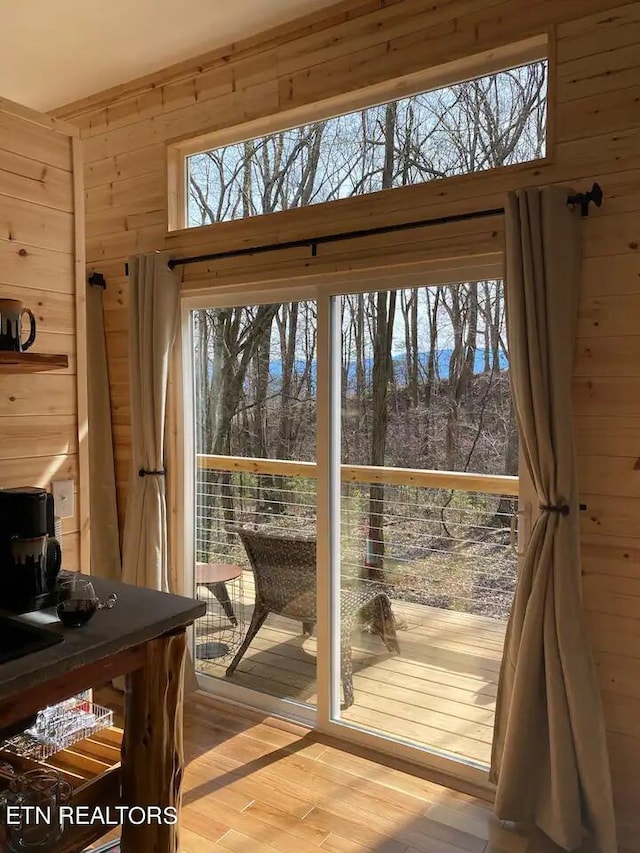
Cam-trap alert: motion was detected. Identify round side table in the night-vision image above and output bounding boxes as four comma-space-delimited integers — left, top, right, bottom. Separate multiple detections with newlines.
196, 562, 243, 626
195, 562, 245, 661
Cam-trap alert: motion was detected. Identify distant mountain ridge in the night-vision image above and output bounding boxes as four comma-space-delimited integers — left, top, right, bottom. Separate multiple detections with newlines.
262, 348, 509, 385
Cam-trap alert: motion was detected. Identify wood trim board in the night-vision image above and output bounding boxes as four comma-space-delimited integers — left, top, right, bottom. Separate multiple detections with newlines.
72, 136, 90, 572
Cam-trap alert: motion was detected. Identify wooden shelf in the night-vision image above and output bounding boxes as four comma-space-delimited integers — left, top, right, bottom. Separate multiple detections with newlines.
0, 726, 123, 852
0, 352, 68, 373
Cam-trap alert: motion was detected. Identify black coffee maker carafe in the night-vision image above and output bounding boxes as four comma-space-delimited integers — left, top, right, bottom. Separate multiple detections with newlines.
0, 487, 62, 613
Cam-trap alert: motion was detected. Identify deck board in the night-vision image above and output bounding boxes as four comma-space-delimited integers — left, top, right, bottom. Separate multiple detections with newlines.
195, 572, 506, 766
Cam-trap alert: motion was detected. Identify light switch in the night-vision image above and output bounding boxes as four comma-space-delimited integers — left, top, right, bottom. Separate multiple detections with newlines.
52, 479, 74, 519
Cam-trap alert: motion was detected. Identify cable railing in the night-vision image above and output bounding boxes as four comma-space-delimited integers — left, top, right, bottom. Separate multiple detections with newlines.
195, 454, 519, 622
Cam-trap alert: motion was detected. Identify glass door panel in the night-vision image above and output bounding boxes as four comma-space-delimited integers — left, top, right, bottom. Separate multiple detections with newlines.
191, 300, 318, 708
333, 281, 518, 767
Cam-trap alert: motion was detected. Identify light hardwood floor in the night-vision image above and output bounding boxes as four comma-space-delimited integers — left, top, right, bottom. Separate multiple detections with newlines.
195, 577, 503, 767
94, 688, 611, 852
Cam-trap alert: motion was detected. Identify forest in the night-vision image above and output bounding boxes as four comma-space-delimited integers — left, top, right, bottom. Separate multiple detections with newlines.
193, 285, 514, 476
189, 60, 546, 619
187, 60, 546, 224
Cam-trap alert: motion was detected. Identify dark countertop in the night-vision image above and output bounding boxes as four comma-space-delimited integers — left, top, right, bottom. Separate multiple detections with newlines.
0, 574, 205, 704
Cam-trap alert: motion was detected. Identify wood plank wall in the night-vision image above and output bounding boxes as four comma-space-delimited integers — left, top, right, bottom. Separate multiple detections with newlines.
53, 0, 640, 839
0, 99, 87, 571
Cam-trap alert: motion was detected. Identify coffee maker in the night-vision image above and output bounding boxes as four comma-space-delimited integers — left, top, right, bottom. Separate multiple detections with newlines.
0, 487, 62, 613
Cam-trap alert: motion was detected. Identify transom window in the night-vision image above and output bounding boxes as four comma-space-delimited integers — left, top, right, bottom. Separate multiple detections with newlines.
186, 58, 547, 227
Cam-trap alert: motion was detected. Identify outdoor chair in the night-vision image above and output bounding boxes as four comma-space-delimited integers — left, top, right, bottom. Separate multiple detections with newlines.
225, 526, 400, 708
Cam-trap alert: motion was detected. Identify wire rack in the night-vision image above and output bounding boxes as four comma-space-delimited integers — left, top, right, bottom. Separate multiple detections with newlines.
2, 693, 113, 762
194, 569, 246, 663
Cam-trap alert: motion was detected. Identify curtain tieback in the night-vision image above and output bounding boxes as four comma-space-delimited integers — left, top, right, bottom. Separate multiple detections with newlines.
539, 503, 569, 516
139, 468, 166, 477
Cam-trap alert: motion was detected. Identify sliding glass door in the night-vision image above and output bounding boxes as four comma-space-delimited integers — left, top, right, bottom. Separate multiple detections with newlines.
189, 299, 319, 713
328, 281, 518, 771
184, 271, 521, 780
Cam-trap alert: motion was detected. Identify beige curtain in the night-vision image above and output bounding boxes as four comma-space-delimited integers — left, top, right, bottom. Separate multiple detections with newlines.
121, 252, 181, 592
490, 187, 617, 852
87, 282, 121, 580
118, 253, 198, 694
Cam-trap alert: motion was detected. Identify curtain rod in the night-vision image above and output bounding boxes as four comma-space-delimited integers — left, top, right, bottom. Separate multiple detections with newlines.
122, 183, 602, 276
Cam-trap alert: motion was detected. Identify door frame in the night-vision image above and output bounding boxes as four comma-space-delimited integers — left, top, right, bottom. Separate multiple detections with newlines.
180, 257, 508, 791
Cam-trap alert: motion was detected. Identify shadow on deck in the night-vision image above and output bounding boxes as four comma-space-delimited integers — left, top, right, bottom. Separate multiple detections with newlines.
195, 573, 506, 768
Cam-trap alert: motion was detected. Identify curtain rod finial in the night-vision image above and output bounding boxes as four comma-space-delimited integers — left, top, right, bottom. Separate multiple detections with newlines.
567, 182, 603, 217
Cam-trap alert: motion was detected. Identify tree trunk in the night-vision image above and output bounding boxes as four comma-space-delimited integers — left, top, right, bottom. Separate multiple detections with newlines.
400, 289, 419, 408
492, 280, 503, 405
421, 287, 440, 463
482, 281, 492, 373
367, 289, 396, 583
355, 293, 366, 462
496, 395, 520, 522
201, 306, 279, 536
276, 303, 298, 460
364, 104, 398, 582
410, 288, 419, 407
445, 288, 464, 470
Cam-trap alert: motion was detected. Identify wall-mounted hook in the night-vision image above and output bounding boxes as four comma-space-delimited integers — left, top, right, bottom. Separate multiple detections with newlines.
88, 272, 106, 289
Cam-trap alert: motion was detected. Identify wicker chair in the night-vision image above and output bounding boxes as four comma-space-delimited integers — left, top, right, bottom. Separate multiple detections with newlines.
225, 526, 400, 708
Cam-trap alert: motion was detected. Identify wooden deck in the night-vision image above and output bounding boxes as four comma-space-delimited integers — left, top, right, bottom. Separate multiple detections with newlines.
194, 572, 505, 768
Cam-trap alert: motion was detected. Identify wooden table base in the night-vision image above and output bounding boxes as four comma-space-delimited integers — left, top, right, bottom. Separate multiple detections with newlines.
121, 630, 186, 853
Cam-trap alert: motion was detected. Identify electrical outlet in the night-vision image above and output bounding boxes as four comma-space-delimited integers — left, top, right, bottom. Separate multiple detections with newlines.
52, 479, 74, 519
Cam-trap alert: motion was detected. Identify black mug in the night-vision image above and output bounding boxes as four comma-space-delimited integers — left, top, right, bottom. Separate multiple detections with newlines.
0, 298, 36, 352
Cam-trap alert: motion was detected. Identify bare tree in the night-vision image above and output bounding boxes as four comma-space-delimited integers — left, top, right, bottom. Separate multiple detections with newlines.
190, 59, 548, 573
